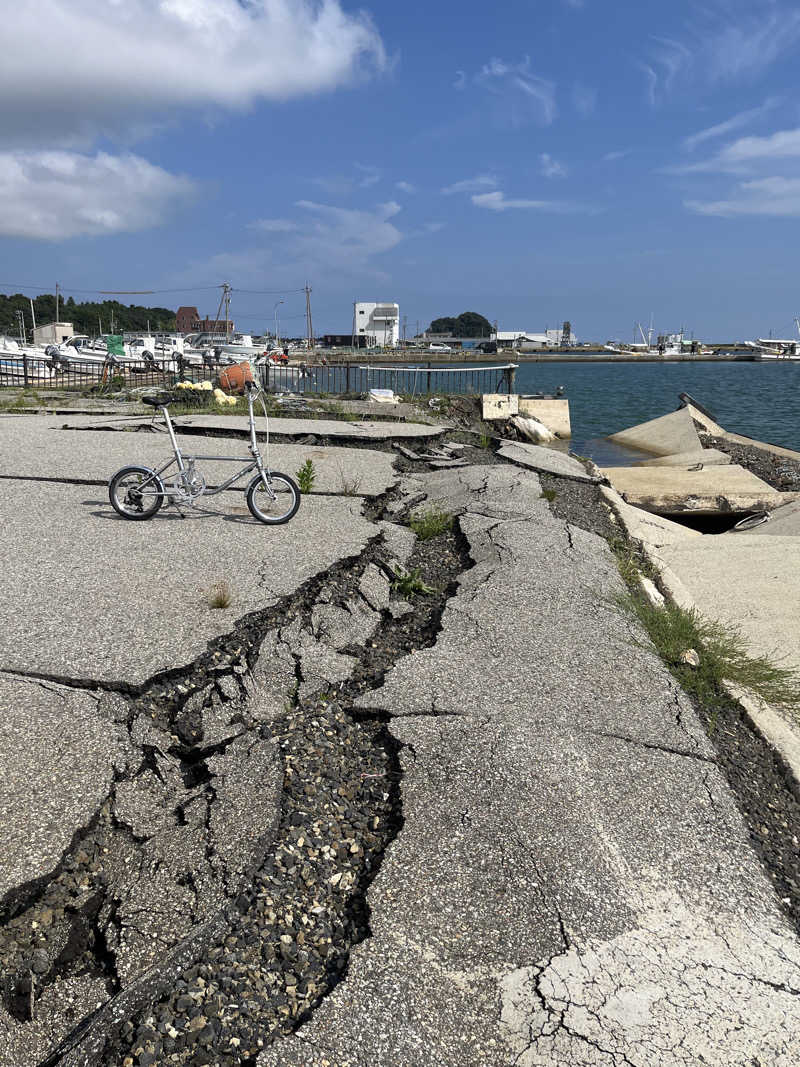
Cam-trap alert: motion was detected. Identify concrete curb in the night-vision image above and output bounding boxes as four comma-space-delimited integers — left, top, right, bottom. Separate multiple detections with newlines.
600, 482, 800, 805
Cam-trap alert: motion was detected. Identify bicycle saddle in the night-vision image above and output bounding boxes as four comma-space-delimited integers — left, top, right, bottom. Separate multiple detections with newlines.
142, 393, 173, 408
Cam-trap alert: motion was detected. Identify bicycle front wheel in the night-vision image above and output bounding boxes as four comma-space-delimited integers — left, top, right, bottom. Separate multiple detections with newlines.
246, 472, 300, 525
109, 465, 165, 520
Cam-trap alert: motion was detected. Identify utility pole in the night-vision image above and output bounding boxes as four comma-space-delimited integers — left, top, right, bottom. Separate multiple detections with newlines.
305, 284, 314, 353
55, 282, 60, 324
223, 282, 231, 340
29, 298, 36, 336
402, 314, 407, 343
351, 300, 357, 352
16, 309, 25, 346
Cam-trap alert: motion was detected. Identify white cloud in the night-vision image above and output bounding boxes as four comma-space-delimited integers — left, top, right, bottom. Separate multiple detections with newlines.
572, 84, 597, 118
396, 181, 417, 194
604, 150, 630, 162
1, 0, 386, 146
475, 58, 556, 126
642, 5, 800, 104
354, 163, 381, 188
687, 176, 800, 217
674, 126, 800, 175
453, 71, 467, 91
283, 199, 404, 265
441, 175, 498, 195
472, 191, 593, 213
683, 99, 780, 151
249, 219, 298, 233
0, 150, 195, 239
539, 153, 567, 179
716, 127, 800, 166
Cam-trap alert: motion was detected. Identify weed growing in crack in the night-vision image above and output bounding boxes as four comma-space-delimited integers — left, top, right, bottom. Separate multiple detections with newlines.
207, 581, 233, 610
609, 537, 659, 585
477, 432, 492, 450
296, 458, 316, 494
337, 463, 363, 496
540, 488, 557, 503
391, 565, 436, 598
619, 592, 800, 715
408, 506, 453, 540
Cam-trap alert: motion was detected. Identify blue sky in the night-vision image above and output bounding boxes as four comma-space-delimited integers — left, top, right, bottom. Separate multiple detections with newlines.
2, 0, 800, 341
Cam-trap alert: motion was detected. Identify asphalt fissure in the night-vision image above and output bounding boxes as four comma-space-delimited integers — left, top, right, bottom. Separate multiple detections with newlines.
19, 493, 473, 1066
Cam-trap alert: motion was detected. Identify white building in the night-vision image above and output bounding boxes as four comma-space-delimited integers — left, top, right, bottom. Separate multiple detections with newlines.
33, 321, 74, 345
354, 302, 400, 347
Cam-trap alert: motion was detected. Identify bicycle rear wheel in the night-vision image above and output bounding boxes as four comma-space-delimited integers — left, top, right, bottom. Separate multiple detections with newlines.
246, 471, 300, 525
109, 465, 165, 520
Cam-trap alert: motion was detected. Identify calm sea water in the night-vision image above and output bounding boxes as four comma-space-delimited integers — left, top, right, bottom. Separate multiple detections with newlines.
494, 359, 799, 464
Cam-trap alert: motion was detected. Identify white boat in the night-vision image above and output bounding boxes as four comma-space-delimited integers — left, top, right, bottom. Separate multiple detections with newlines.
605, 322, 712, 357
0, 335, 57, 380
748, 319, 800, 360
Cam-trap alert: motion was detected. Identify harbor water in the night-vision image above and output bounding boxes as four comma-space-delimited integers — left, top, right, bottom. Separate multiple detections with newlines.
492, 360, 798, 463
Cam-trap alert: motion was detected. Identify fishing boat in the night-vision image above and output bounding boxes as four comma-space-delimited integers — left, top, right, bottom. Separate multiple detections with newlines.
746, 319, 800, 360
605, 321, 712, 357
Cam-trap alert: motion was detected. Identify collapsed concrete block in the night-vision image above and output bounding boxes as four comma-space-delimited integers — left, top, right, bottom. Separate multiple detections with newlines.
482, 393, 519, 420
608, 407, 702, 457
518, 396, 571, 437
601, 464, 798, 516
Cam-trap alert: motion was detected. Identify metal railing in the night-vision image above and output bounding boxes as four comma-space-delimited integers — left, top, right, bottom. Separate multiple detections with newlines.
0, 355, 517, 397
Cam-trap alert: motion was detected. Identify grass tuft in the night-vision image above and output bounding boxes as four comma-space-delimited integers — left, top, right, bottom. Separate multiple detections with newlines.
391, 566, 436, 598
408, 506, 453, 540
540, 488, 557, 503
621, 593, 800, 714
207, 580, 233, 610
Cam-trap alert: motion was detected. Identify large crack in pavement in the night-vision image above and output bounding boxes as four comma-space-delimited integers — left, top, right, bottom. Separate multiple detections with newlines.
0, 475, 474, 1067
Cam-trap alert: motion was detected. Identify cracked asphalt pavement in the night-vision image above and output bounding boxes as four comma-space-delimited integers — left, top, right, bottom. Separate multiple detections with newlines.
2, 413, 800, 1067
260, 465, 800, 1067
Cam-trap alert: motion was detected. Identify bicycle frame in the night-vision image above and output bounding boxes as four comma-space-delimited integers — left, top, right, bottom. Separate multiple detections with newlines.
141, 386, 274, 500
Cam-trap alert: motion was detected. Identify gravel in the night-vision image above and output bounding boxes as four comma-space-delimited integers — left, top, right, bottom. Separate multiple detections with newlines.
698, 431, 800, 491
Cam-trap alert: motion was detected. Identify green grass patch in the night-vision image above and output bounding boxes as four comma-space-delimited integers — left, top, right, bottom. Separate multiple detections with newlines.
408, 506, 454, 540
621, 592, 800, 715
540, 488, 557, 503
390, 565, 436, 598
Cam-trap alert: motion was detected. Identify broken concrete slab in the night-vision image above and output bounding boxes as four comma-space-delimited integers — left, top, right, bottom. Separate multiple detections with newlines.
601, 464, 796, 515
518, 396, 571, 437
656, 535, 800, 672
59, 413, 444, 441
636, 447, 732, 467
0, 480, 375, 685
600, 487, 701, 549
482, 394, 519, 420
608, 406, 702, 457
735, 497, 800, 536
685, 402, 800, 464
0, 674, 123, 901
497, 439, 597, 482
0, 419, 397, 497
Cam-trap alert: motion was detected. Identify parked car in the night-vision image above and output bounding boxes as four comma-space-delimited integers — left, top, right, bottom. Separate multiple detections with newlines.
476, 341, 498, 354
429, 342, 452, 352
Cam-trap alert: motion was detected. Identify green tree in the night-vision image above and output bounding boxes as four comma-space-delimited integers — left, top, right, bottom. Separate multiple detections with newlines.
427, 311, 492, 338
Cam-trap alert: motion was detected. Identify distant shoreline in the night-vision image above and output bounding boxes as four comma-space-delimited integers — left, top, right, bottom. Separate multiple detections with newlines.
317, 349, 756, 365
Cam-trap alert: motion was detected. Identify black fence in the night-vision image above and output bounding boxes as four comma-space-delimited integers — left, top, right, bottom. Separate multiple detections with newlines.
0, 354, 517, 397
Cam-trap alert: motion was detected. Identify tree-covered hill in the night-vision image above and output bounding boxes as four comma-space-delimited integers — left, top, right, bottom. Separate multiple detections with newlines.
428, 311, 493, 337
0, 293, 176, 338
